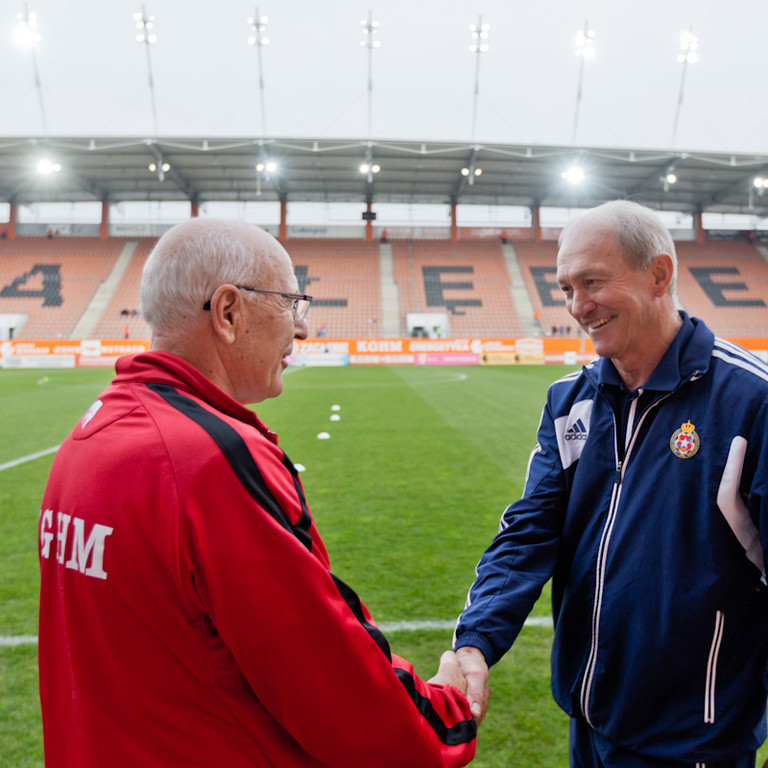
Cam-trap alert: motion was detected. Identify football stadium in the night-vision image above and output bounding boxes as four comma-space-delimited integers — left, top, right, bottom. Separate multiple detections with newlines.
3, 2, 768, 766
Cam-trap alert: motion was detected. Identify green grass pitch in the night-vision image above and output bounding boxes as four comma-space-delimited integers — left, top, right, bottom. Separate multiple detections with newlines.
1, 364, 766, 767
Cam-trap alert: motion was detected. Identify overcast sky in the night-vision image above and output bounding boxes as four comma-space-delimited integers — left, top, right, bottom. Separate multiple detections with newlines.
2, 0, 767, 157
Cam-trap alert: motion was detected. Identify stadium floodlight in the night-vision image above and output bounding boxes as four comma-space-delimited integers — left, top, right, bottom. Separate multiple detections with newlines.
750, 176, 768, 209
461, 167, 482, 177
36, 158, 61, 175
147, 156, 170, 181
246, 13, 269, 46
561, 165, 585, 184
133, 10, 156, 43
468, 21, 490, 53
676, 30, 699, 64
247, 9, 269, 138
360, 15, 381, 48
661, 164, 677, 192
14, 7, 41, 47
574, 26, 595, 60
254, 158, 278, 197
359, 163, 380, 175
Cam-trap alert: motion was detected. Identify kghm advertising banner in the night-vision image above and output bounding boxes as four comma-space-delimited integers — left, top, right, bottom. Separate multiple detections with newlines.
2, 337, 766, 369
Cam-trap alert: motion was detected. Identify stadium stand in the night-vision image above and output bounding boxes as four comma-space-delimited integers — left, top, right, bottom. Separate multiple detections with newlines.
5, 234, 767, 343
0, 237, 124, 339
91, 239, 155, 339
512, 242, 574, 336
284, 239, 382, 338
391, 240, 524, 337
675, 241, 768, 337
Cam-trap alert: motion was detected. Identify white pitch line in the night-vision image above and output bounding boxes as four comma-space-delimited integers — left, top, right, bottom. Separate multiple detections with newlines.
0, 445, 60, 473
379, 617, 553, 633
0, 635, 39, 647
0, 617, 553, 648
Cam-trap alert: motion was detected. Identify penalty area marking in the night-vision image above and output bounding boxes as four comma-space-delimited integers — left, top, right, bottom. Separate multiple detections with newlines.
0, 445, 60, 473
0, 617, 553, 647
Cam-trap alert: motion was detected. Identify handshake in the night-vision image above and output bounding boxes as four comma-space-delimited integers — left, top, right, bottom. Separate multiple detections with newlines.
428, 646, 491, 725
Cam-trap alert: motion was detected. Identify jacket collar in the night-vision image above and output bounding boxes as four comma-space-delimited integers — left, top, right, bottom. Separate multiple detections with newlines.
113, 350, 278, 443
589, 312, 715, 393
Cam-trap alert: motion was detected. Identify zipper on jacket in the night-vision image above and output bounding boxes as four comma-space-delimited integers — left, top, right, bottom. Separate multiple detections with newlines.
704, 611, 724, 724
578, 388, 672, 725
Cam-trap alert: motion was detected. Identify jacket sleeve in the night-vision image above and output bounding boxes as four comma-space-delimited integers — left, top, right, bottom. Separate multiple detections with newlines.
746, 395, 768, 581
454, 395, 568, 666
176, 442, 476, 768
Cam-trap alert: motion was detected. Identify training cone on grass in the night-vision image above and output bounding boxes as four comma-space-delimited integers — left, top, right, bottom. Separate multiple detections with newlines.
317, 432, 330, 440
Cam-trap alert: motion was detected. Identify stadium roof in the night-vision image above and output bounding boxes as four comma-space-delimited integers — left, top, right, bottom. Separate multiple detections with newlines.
2, 136, 768, 218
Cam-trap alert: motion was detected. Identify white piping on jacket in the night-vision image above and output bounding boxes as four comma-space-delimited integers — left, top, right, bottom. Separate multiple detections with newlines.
704, 610, 724, 724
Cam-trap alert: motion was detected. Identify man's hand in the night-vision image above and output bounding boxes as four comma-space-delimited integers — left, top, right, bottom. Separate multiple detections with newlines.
455, 646, 491, 724
428, 650, 467, 695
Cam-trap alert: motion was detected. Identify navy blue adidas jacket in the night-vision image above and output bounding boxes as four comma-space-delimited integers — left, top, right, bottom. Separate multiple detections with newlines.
455, 313, 768, 762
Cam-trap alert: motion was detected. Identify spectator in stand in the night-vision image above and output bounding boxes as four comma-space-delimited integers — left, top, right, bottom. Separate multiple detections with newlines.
38, 218, 477, 768
455, 200, 768, 767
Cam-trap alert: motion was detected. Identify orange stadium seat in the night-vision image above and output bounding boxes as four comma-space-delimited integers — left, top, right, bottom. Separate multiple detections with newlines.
0, 237, 125, 340
513, 242, 574, 337
284, 239, 382, 338
91, 239, 155, 340
9, 233, 763, 344
675, 241, 768, 337
391, 240, 523, 337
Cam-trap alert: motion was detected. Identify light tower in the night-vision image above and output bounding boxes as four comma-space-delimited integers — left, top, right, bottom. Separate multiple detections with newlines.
247, 9, 269, 138
572, 21, 595, 144
671, 29, 698, 148
360, 10, 380, 142
133, 6, 159, 135
468, 16, 490, 143
15, 3, 46, 134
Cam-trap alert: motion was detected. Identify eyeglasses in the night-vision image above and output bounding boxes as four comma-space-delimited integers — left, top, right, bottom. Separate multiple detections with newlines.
203, 285, 313, 321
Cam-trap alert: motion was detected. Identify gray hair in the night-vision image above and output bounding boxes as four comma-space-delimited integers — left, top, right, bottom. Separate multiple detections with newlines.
559, 200, 678, 294
140, 218, 268, 334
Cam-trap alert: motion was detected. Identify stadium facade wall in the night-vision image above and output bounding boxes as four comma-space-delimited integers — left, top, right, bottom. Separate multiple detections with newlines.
13, 221, 698, 242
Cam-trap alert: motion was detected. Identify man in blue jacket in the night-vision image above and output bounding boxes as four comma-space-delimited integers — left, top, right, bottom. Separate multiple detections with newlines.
455, 200, 768, 767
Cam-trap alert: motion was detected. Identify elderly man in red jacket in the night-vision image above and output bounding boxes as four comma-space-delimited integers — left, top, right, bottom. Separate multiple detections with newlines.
38, 218, 478, 768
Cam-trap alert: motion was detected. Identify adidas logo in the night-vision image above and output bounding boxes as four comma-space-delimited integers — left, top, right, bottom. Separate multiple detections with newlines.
565, 418, 588, 441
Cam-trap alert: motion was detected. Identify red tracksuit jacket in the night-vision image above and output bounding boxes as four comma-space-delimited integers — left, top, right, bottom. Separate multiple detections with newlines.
38, 351, 476, 767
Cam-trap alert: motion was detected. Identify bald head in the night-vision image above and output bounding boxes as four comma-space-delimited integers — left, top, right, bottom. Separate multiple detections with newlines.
140, 218, 287, 339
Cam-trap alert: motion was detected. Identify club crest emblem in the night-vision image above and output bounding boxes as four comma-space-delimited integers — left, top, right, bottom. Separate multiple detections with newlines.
670, 420, 700, 459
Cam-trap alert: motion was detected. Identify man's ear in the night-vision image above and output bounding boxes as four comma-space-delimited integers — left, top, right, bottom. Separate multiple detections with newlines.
651, 253, 675, 296
208, 285, 241, 345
